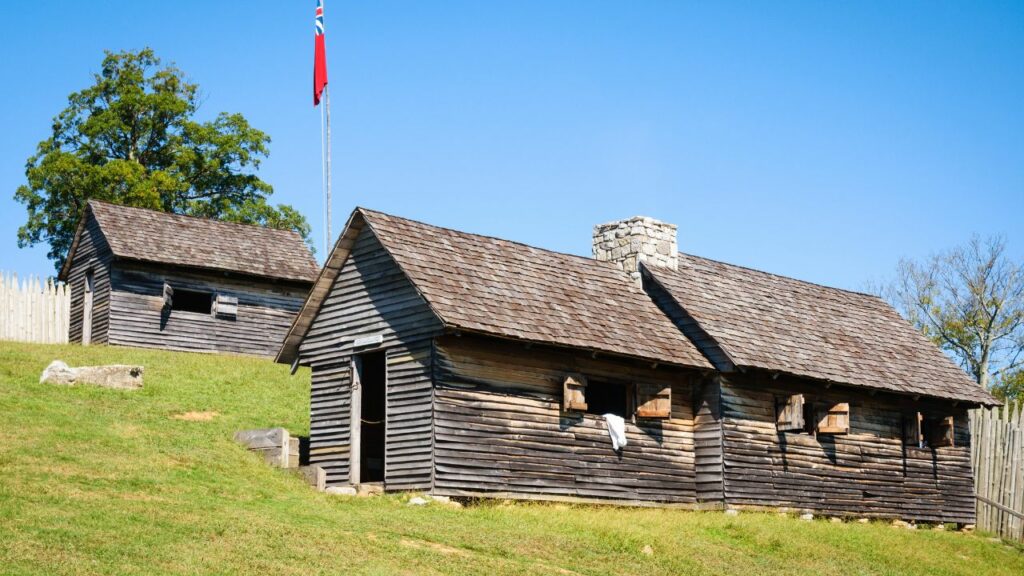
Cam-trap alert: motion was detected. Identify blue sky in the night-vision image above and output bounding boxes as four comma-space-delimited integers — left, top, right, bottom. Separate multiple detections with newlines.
1, 1, 1021, 290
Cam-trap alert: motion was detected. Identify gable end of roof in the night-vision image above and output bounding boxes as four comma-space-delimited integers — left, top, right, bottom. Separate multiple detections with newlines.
58, 204, 99, 282
276, 208, 448, 365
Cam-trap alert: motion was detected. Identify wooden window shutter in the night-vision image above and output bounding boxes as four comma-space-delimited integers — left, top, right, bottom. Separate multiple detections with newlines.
776, 394, 805, 431
928, 416, 955, 448
903, 412, 923, 447
636, 383, 672, 419
817, 402, 850, 434
563, 373, 588, 412
162, 283, 174, 308
215, 294, 239, 319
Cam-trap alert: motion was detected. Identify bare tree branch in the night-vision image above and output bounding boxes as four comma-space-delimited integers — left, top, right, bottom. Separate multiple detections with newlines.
884, 234, 1024, 396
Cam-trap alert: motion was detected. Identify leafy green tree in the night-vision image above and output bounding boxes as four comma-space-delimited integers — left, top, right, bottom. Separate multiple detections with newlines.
883, 235, 1024, 391
15, 48, 312, 270
991, 369, 1024, 404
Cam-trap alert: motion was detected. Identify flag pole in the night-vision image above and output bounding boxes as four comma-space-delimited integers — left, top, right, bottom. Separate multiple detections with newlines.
325, 85, 332, 249
319, 93, 327, 254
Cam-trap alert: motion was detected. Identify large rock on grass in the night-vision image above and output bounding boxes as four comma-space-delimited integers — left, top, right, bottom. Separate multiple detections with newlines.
40, 360, 144, 390
234, 428, 299, 469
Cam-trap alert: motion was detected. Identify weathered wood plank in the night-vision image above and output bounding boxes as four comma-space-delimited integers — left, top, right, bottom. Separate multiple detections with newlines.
104, 262, 309, 357
303, 226, 442, 490
720, 373, 976, 523
432, 335, 699, 504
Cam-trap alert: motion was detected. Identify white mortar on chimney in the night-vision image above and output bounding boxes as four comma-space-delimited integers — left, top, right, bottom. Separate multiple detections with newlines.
592, 216, 677, 284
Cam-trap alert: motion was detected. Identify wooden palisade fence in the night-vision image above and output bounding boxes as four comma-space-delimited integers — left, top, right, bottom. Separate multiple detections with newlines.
970, 402, 1024, 541
0, 271, 70, 344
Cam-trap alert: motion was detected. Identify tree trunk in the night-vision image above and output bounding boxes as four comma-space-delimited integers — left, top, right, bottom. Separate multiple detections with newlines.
978, 344, 991, 390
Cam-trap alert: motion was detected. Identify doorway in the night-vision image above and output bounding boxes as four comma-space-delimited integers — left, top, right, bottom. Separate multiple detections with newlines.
353, 351, 386, 484
82, 271, 94, 345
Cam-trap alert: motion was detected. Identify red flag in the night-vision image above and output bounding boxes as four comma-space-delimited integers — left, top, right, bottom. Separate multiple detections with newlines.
313, 0, 328, 106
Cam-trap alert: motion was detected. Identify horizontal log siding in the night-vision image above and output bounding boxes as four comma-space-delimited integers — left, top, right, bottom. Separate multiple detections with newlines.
67, 214, 113, 344
432, 336, 700, 505
309, 361, 351, 485
384, 345, 433, 490
720, 374, 975, 523
301, 226, 442, 489
106, 263, 308, 357
694, 376, 724, 502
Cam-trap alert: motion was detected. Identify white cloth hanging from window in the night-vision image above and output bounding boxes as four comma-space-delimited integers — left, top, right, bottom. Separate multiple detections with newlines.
604, 413, 627, 451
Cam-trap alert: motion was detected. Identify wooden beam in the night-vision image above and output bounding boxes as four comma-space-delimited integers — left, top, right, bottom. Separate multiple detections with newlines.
976, 494, 1024, 520
349, 355, 362, 486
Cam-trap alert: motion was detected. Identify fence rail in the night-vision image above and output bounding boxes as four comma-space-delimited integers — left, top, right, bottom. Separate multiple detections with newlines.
0, 271, 70, 344
970, 402, 1024, 541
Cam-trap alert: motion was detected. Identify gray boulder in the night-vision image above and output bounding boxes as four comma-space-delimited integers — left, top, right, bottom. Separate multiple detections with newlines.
233, 428, 298, 468
41, 360, 143, 389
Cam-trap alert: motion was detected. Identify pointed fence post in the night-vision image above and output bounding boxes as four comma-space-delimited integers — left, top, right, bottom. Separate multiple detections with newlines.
0, 270, 70, 345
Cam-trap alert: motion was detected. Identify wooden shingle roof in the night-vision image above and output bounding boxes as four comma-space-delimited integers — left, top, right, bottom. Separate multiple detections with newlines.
646, 255, 997, 405
279, 206, 995, 405
277, 208, 713, 369
63, 200, 318, 283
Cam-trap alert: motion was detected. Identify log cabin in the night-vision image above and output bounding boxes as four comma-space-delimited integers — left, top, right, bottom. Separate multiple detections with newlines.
277, 207, 997, 522
59, 200, 318, 357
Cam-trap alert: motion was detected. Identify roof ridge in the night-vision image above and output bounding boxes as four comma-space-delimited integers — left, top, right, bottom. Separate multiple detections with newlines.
677, 251, 883, 302
357, 206, 622, 270
88, 199, 305, 239
82, 199, 318, 283
356, 208, 885, 305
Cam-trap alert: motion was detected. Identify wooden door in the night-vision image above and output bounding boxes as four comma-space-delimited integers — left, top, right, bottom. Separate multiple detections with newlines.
82, 271, 94, 345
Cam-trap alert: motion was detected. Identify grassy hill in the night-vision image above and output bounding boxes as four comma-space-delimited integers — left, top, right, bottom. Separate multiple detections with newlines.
0, 342, 1021, 575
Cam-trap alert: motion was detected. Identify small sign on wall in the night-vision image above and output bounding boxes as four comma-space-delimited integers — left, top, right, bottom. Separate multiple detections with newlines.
352, 334, 384, 348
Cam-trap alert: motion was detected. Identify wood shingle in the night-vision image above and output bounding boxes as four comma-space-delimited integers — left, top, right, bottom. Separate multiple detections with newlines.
280, 208, 713, 369
60, 200, 318, 283
645, 255, 997, 405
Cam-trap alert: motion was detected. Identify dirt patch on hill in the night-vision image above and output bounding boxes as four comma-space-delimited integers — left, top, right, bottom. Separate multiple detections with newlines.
171, 411, 219, 421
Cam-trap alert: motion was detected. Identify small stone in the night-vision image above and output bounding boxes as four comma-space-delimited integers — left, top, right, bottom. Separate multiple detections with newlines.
933, 524, 946, 531
325, 486, 357, 496
724, 509, 739, 516
641, 545, 654, 556
799, 513, 814, 521
961, 524, 975, 532
891, 520, 911, 529
356, 484, 383, 497
408, 496, 429, 506
830, 517, 843, 524
856, 518, 870, 524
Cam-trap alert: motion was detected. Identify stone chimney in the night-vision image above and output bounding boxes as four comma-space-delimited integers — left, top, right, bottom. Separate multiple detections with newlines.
593, 216, 677, 283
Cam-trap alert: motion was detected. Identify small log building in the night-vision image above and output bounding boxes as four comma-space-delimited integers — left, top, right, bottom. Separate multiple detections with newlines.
277, 208, 996, 522
60, 200, 318, 357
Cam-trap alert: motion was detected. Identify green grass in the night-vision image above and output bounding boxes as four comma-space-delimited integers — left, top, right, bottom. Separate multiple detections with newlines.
0, 342, 1021, 575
